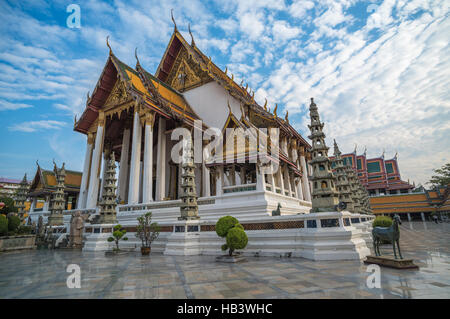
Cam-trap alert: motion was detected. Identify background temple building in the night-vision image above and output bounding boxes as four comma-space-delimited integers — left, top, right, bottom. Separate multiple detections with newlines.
330, 149, 449, 220
27, 163, 81, 213
330, 150, 414, 196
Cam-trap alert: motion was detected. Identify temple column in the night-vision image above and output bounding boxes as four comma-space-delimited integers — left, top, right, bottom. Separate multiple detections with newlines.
407, 213, 411, 222
296, 176, 304, 200
216, 166, 224, 196
231, 165, 236, 186
155, 117, 166, 201
86, 113, 105, 209
142, 113, 154, 203
118, 128, 130, 203
421, 212, 425, 222
277, 164, 285, 195
128, 110, 142, 204
43, 195, 50, 211
300, 155, 311, 201
202, 163, 211, 197
256, 163, 265, 191
77, 133, 94, 209
240, 167, 246, 185
30, 197, 37, 212
284, 166, 292, 196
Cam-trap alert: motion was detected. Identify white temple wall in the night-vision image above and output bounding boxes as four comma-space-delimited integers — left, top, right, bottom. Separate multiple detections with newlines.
183, 81, 242, 130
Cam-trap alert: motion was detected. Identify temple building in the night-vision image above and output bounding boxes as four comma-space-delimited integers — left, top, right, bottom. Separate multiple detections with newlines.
27, 163, 81, 213
330, 150, 414, 196
73, 25, 313, 218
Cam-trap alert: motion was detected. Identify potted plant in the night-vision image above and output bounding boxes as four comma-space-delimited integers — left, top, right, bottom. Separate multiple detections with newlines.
107, 224, 128, 253
216, 216, 248, 262
135, 212, 160, 255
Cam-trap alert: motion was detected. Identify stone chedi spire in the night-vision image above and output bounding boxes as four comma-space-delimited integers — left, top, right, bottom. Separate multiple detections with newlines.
332, 140, 354, 212
307, 98, 340, 212
179, 138, 199, 220
99, 152, 118, 224
15, 174, 28, 221
48, 162, 66, 226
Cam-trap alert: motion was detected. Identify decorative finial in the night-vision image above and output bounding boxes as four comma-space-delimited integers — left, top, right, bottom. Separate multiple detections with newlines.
135, 47, 141, 67
87, 91, 91, 101
224, 66, 227, 75
231, 73, 234, 81
227, 100, 232, 114
245, 83, 248, 91
394, 150, 398, 159
106, 35, 112, 55
188, 23, 195, 46
354, 143, 357, 153
171, 9, 177, 31
274, 104, 278, 117
264, 98, 267, 111
239, 79, 243, 86
382, 148, 385, 158
363, 146, 367, 155
74, 115, 77, 126
36, 160, 39, 168
285, 110, 289, 123
333, 139, 340, 156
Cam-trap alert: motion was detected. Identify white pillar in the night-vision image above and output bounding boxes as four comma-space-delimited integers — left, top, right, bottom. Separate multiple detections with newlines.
118, 128, 130, 203
142, 116, 154, 203
99, 152, 108, 198
278, 164, 285, 195
86, 122, 104, 209
407, 213, 411, 222
77, 134, 94, 209
43, 196, 50, 211
284, 166, 292, 196
155, 117, 166, 201
128, 111, 142, 204
231, 165, 236, 185
421, 212, 425, 222
202, 163, 211, 197
300, 155, 311, 201
30, 197, 37, 212
256, 164, 266, 191
216, 166, 224, 196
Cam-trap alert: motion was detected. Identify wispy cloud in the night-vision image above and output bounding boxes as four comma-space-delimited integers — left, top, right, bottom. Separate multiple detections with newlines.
0, 100, 33, 111
8, 120, 66, 132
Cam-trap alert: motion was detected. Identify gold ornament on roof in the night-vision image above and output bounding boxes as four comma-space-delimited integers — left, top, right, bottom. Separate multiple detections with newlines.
274, 104, 278, 117
171, 9, 177, 31
106, 35, 112, 55
188, 23, 195, 47
224, 66, 227, 75
135, 47, 141, 67
264, 98, 268, 111
285, 110, 289, 123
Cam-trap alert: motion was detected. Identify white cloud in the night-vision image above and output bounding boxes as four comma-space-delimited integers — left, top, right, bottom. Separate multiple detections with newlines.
272, 20, 303, 42
8, 120, 67, 133
0, 100, 33, 111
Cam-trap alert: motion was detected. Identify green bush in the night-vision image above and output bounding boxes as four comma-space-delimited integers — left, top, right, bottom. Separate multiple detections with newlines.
0, 197, 18, 215
107, 224, 128, 251
226, 227, 248, 253
0, 214, 7, 236
216, 216, 248, 256
7, 215, 20, 233
17, 225, 32, 235
216, 216, 238, 238
373, 216, 393, 228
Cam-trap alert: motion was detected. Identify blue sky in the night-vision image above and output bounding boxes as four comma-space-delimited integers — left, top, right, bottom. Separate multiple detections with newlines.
0, 0, 449, 185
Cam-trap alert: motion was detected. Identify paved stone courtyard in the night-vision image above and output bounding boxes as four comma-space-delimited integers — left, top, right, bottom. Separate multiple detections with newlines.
0, 222, 449, 299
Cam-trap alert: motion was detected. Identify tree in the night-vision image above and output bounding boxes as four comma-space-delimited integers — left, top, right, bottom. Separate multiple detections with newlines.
135, 212, 160, 248
0, 197, 18, 215
107, 224, 128, 251
428, 163, 450, 188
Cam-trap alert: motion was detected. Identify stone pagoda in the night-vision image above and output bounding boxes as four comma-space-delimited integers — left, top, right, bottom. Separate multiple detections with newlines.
332, 140, 354, 212
346, 165, 363, 214
179, 138, 199, 220
98, 152, 118, 224
48, 162, 66, 226
307, 98, 340, 212
14, 174, 28, 222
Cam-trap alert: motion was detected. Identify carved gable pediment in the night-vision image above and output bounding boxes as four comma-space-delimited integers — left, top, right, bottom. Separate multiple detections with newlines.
104, 80, 131, 109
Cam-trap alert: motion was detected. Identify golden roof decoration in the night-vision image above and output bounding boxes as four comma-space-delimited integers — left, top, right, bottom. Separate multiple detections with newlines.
188, 23, 196, 47
171, 9, 177, 31
264, 98, 267, 111
106, 35, 112, 56
274, 103, 278, 117
285, 110, 289, 123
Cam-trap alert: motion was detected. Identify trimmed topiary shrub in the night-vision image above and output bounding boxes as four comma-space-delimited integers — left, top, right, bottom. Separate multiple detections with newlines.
7, 215, 20, 233
216, 216, 248, 256
216, 216, 239, 237
0, 214, 8, 236
373, 216, 393, 228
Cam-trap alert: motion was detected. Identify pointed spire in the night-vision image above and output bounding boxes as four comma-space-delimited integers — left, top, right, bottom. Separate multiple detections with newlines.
264, 98, 267, 111
171, 9, 177, 32
381, 148, 385, 159
353, 143, 357, 154
285, 110, 289, 123
135, 47, 141, 68
273, 103, 278, 117
106, 35, 112, 56
333, 139, 341, 157
188, 23, 196, 47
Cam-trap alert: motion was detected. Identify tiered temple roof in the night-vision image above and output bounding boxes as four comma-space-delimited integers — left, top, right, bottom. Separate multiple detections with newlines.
28, 164, 81, 198
74, 26, 311, 175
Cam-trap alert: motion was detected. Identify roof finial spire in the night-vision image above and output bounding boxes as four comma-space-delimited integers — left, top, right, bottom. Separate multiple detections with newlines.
264, 98, 267, 111
171, 9, 177, 32
106, 35, 112, 56
135, 47, 141, 68
224, 66, 227, 75
273, 103, 278, 117
382, 148, 385, 158
354, 143, 357, 153
285, 110, 289, 123
188, 23, 196, 47
227, 99, 232, 115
